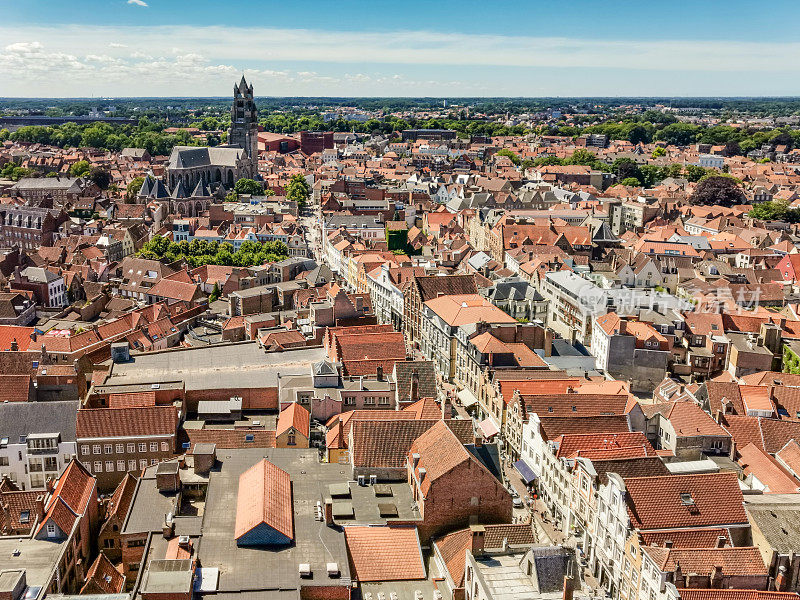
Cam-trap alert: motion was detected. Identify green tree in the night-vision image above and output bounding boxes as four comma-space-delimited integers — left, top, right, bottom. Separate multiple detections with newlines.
234, 178, 263, 196
69, 160, 91, 177
620, 177, 642, 187
495, 148, 520, 165
209, 282, 221, 302
126, 176, 144, 202
89, 167, 112, 189
285, 174, 310, 209
651, 146, 666, 158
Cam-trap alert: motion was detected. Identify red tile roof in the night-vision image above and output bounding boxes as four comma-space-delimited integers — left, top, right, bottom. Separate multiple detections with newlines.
234, 459, 293, 542
345, 525, 426, 582
187, 428, 275, 450
639, 528, 731, 549
37, 459, 95, 537
81, 553, 125, 594
350, 419, 473, 470
108, 391, 157, 409
625, 473, 748, 531
738, 442, 800, 493
0, 325, 35, 351
642, 546, 767, 577
76, 405, 179, 439
276, 402, 310, 438
556, 432, 653, 459
677, 591, 800, 600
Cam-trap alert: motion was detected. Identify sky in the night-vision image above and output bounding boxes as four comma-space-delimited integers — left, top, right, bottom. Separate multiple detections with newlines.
1, 0, 799, 98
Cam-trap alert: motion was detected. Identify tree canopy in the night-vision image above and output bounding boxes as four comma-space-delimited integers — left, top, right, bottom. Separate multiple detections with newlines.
137, 236, 289, 268
689, 176, 747, 207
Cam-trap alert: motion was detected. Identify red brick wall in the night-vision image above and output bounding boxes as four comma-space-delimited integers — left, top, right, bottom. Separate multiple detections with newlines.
414, 461, 512, 543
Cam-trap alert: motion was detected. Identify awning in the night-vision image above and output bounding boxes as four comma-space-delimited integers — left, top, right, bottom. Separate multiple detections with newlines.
514, 460, 538, 485
457, 388, 479, 408
479, 418, 500, 438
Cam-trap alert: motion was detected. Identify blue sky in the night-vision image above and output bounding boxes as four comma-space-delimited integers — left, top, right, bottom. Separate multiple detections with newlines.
1, 0, 799, 97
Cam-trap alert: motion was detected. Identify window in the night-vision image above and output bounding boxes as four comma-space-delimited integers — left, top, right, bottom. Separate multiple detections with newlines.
104, 444, 113, 454
94, 461, 102, 472
287, 433, 296, 446
127, 443, 135, 453
138, 443, 146, 453
116, 444, 124, 454
93, 445, 101, 455
104, 538, 115, 549
128, 460, 136, 471
117, 460, 126, 471
161, 441, 168, 452
139, 459, 147, 469
46, 522, 57, 538
105, 461, 114, 472
149, 443, 158, 452
81, 446, 89, 456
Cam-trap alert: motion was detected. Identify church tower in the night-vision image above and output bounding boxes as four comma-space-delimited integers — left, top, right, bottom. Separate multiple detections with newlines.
228, 76, 258, 176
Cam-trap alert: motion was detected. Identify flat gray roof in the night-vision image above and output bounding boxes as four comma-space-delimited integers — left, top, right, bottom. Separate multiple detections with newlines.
197, 448, 351, 593
0, 536, 65, 595
107, 343, 325, 391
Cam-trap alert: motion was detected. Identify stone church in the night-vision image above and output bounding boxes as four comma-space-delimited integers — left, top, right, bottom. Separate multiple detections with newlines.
138, 76, 260, 216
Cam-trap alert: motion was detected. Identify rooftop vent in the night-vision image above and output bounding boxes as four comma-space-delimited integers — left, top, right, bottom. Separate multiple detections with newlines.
299, 564, 312, 578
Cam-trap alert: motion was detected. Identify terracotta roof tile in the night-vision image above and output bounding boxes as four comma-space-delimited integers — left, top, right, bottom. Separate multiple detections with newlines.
677, 590, 800, 600
640, 528, 732, 549
642, 546, 767, 577
77, 406, 178, 439
625, 473, 747, 531
345, 525, 425, 582
234, 459, 293, 542
350, 419, 473, 470
276, 402, 310, 438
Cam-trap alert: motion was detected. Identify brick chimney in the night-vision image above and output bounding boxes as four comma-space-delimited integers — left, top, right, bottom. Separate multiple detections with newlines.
563, 575, 574, 600
410, 370, 420, 402
775, 565, 787, 592
470, 524, 486, 556
35, 494, 45, 523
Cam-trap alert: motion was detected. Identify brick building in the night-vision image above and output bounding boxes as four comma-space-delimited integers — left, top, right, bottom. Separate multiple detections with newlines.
76, 405, 180, 492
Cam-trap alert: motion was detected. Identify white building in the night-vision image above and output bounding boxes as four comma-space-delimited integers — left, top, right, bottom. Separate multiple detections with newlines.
0, 401, 78, 490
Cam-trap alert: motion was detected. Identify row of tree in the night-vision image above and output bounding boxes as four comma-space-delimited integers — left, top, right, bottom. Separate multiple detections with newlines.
138, 236, 289, 268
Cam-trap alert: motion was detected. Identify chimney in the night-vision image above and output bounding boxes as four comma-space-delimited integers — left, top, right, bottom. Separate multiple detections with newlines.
775, 566, 787, 592
376, 365, 383, 381
9, 339, 18, 351
34, 494, 45, 523
45, 477, 55, 494
710, 565, 723, 586
664, 540, 673, 549
716, 535, 727, 548
618, 320, 628, 336
470, 524, 486, 556
475, 434, 483, 448
563, 576, 575, 600
410, 370, 420, 402
162, 513, 174, 539
324, 498, 334, 526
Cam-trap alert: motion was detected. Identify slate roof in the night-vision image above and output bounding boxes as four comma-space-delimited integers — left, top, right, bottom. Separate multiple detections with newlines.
0, 400, 78, 442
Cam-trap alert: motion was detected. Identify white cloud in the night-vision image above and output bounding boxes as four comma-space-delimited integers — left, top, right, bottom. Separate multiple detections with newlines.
127, 0, 148, 6
0, 24, 798, 96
